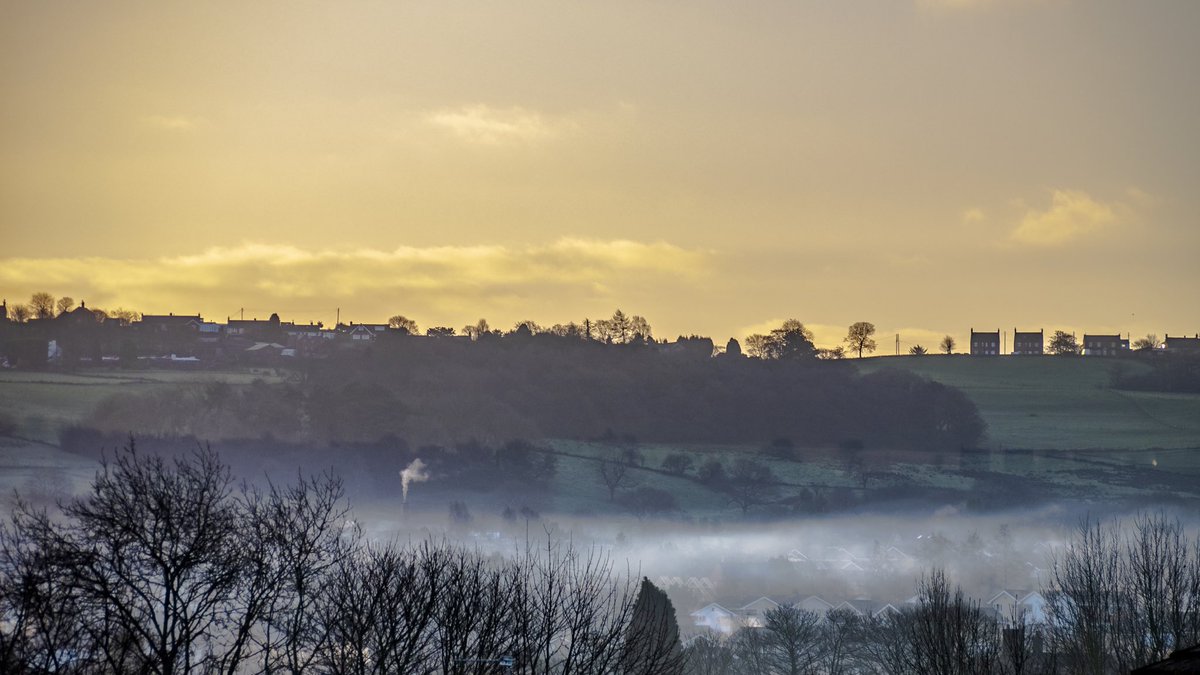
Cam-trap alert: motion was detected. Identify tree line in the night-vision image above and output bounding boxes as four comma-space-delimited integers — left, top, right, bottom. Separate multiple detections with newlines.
1, 291, 140, 325
5, 443, 1198, 674
684, 513, 1200, 674
0, 442, 684, 674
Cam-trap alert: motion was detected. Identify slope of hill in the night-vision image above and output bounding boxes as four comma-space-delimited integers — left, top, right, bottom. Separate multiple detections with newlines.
856, 355, 1200, 450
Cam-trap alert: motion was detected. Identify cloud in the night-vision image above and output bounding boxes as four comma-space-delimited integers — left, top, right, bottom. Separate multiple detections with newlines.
962, 207, 986, 223
0, 239, 709, 324
1010, 189, 1118, 246
142, 115, 205, 131
425, 105, 569, 145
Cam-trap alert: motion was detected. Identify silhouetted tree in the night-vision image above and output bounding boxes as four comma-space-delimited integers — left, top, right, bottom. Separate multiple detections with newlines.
725, 458, 775, 515
388, 315, 419, 334
621, 578, 684, 674
55, 296, 74, 316
597, 452, 632, 501
682, 633, 734, 674
909, 344, 928, 356
747, 320, 817, 360
426, 326, 456, 337
1048, 331, 1080, 356
940, 335, 956, 354
1132, 334, 1158, 351
725, 337, 742, 358
845, 321, 878, 358
762, 605, 823, 675
28, 292, 55, 320
8, 304, 31, 323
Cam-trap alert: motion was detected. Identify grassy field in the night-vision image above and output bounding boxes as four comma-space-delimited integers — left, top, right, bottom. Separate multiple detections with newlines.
856, 355, 1200, 451
1, 359, 1198, 519
0, 368, 290, 443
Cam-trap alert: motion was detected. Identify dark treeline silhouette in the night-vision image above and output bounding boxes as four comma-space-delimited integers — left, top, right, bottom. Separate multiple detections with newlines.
1111, 352, 1200, 393
0, 442, 685, 674
77, 333, 985, 451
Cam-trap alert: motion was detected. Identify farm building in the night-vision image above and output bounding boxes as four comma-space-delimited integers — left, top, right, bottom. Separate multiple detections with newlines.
1082, 334, 1129, 356
1012, 329, 1043, 355
970, 329, 1001, 355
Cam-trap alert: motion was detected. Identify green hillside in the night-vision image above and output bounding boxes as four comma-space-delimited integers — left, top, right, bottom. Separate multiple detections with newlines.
856, 355, 1200, 450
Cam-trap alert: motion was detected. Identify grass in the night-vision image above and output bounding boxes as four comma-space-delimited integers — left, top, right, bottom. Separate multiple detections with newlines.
0, 368, 290, 443
857, 355, 1200, 451
1, 359, 1198, 519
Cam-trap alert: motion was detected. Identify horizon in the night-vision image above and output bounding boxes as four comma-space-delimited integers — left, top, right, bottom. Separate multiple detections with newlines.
3, 2, 1198, 346
1, 288, 1190, 354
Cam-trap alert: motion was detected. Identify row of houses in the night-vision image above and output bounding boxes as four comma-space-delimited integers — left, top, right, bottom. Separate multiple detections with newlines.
689, 589, 1049, 635
0, 300, 417, 367
969, 328, 1200, 356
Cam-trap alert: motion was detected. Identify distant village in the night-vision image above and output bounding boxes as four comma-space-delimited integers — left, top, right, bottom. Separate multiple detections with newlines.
0, 297, 1197, 369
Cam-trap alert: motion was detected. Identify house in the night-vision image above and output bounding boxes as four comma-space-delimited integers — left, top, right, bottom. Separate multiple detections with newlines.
1012, 329, 1043, 355
337, 322, 392, 341
226, 313, 290, 339
986, 590, 1048, 625
794, 595, 835, 617
832, 599, 898, 619
1164, 334, 1200, 352
690, 603, 741, 634
737, 597, 780, 627
970, 328, 1001, 356
1081, 334, 1129, 356
786, 549, 809, 564
139, 313, 204, 332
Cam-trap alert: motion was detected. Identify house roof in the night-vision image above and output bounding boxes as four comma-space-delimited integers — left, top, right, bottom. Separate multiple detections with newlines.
141, 313, 203, 325
690, 603, 736, 618
739, 597, 780, 612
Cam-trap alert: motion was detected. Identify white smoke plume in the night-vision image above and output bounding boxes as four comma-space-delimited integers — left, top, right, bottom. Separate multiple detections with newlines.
400, 458, 429, 503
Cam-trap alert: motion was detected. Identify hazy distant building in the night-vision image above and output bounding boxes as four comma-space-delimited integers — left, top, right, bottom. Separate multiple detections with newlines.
140, 313, 205, 332
970, 329, 1001, 356
1012, 329, 1043, 355
1163, 334, 1200, 352
1082, 334, 1129, 356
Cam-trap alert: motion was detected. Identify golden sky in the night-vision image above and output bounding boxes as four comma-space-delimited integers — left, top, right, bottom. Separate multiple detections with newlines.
2, 1, 1197, 348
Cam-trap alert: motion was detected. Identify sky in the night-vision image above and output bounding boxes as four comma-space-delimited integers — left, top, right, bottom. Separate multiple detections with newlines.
2, 0, 1197, 349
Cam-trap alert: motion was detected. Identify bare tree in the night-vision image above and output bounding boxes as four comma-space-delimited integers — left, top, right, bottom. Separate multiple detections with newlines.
28, 292, 55, 320
724, 458, 776, 515
314, 542, 443, 674
907, 569, 1000, 675
821, 607, 861, 675
597, 452, 632, 502
683, 633, 734, 675
859, 612, 915, 675
844, 321, 878, 358
8, 304, 31, 323
55, 296, 74, 316
387, 315, 419, 335
940, 335, 956, 355
1131, 334, 1158, 351
762, 605, 823, 674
